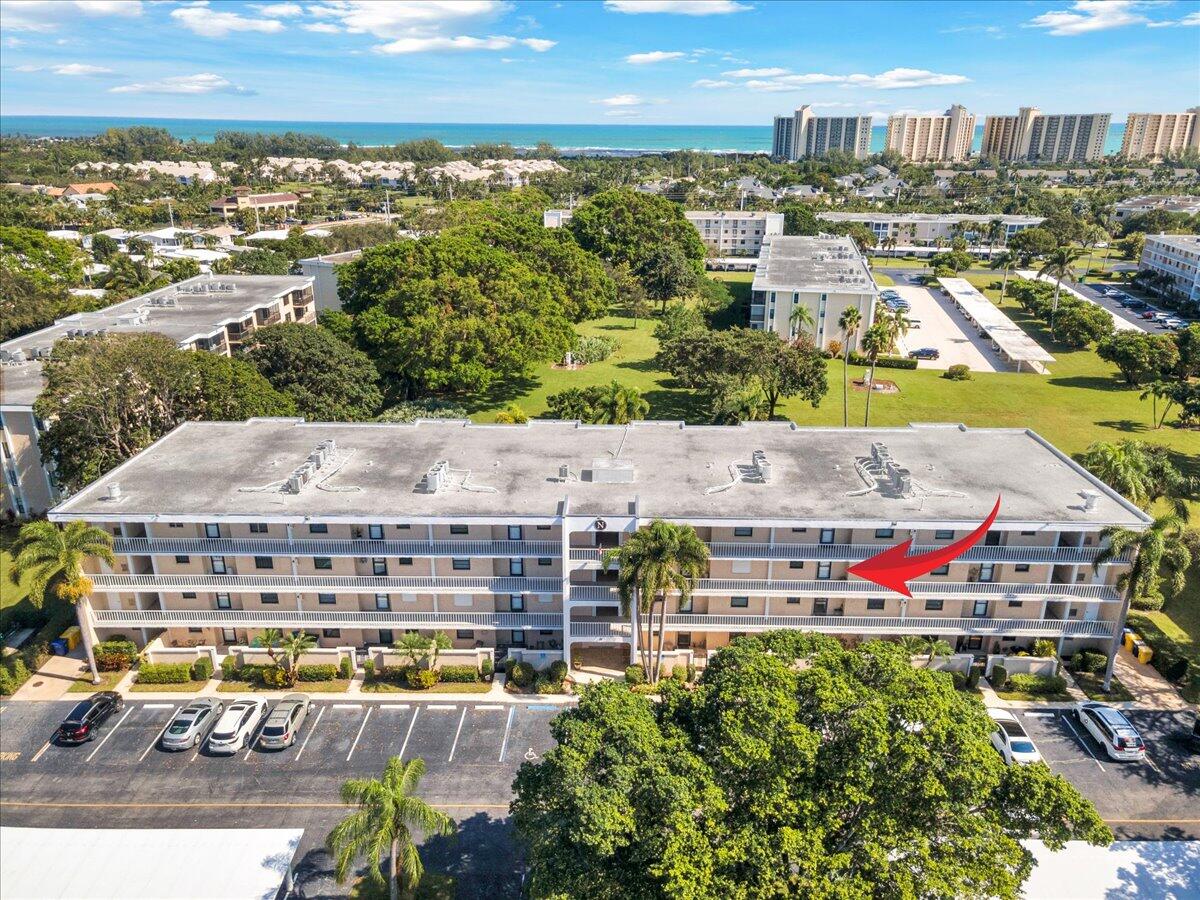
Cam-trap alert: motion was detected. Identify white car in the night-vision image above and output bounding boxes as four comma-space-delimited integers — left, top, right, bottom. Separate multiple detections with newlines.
206, 698, 267, 755
987, 708, 1043, 765
1075, 702, 1145, 761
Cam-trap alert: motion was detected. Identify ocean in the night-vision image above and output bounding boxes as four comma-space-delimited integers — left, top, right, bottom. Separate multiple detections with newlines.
0, 115, 1128, 156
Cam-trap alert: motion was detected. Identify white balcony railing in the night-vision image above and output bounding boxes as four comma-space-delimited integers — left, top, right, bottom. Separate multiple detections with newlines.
90, 574, 561, 595
569, 616, 1114, 639
568, 543, 1123, 565
113, 537, 561, 559
92, 609, 562, 630
567, 580, 1119, 603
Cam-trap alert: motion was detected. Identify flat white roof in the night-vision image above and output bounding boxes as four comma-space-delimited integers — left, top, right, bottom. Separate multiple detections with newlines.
0, 827, 302, 900
938, 278, 1056, 367
1021, 839, 1200, 900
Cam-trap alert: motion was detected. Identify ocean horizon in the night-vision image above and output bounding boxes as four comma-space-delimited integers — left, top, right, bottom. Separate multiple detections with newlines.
0, 115, 1128, 157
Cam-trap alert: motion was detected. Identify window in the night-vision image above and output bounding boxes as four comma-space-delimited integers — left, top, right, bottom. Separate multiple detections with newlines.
819, 528, 835, 544
249, 523, 268, 534
254, 556, 273, 570
813, 598, 828, 616
216, 593, 231, 609
457, 629, 475, 640
875, 528, 895, 539
314, 557, 333, 570
536, 525, 552, 531
676, 633, 692, 650
925, 599, 944, 611
509, 558, 524, 577
318, 593, 336, 604
169, 522, 184, 529
978, 563, 995, 583
510, 630, 526, 645
931, 564, 950, 576
261, 592, 279, 604
308, 523, 328, 534
537, 557, 552, 566
368, 524, 384, 540
1021, 530, 1036, 536
452, 558, 471, 571
791, 527, 807, 533
1015, 563, 1030, 573
786, 596, 801, 605
450, 524, 468, 535
984, 531, 1001, 547
1008, 599, 1022, 608
934, 530, 954, 540
867, 597, 885, 610
205, 523, 220, 538
396, 524, 411, 530
182, 592, 197, 599
322, 629, 341, 639
397, 557, 413, 566
965, 636, 983, 651
789, 560, 805, 570
175, 555, 191, 564
378, 629, 394, 645
220, 628, 236, 643
510, 594, 525, 612
372, 558, 387, 576
375, 594, 390, 610
210, 556, 227, 574
733, 527, 753, 537
730, 596, 749, 608
816, 562, 831, 580
508, 525, 522, 541
188, 627, 203, 634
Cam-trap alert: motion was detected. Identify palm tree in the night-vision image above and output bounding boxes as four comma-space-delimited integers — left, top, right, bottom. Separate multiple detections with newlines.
1079, 440, 1156, 509
899, 635, 955, 667
1139, 381, 1176, 430
9, 520, 115, 683
1079, 224, 1109, 283
989, 251, 1018, 303
789, 302, 815, 340
326, 757, 455, 900
838, 306, 862, 428
1094, 514, 1191, 613
589, 381, 649, 425
602, 520, 709, 683
279, 631, 318, 685
861, 321, 891, 427
252, 628, 284, 667
1037, 246, 1085, 337
102, 254, 168, 298
393, 631, 451, 669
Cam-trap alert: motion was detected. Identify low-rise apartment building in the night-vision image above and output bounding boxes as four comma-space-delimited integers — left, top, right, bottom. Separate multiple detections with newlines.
1119, 111, 1200, 161
210, 187, 301, 220
750, 236, 876, 347
885, 105, 975, 163
684, 211, 785, 256
772, 106, 873, 161
1, 275, 315, 518
298, 250, 363, 311
817, 212, 1045, 249
49, 419, 1147, 679
981, 108, 1111, 163
1139, 234, 1200, 305
1113, 195, 1200, 223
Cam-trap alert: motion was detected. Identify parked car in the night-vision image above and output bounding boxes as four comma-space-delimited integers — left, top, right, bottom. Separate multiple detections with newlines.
906, 319, 922, 328
1074, 701, 1146, 761
1163, 318, 1184, 330
1140, 311, 1158, 320
908, 347, 940, 360
880, 289, 900, 300
161, 699, 223, 751
1124, 301, 1148, 311
987, 708, 1043, 765
1188, 715, 1200, 754
258, 694, 311, 750
206, 698, 267, 755
56, 692, 123, 744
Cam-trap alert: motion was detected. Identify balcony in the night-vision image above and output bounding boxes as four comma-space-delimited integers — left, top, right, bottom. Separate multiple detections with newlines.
112, 537, 562, 558
567, 580, 1120, 603
568, 543, 1122, 565
568, 616, 1114, 639
90, 573, 562, 595
92, 608, 562, 630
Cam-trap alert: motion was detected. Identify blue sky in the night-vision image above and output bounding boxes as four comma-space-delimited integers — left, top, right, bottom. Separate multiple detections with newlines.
1, 0, 1197, 124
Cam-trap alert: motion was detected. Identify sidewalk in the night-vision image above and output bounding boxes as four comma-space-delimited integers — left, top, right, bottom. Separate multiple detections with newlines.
1111, 646, 1193, 712
9, 649, 90, 701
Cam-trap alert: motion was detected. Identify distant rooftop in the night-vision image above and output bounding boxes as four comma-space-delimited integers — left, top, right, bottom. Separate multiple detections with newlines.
50, 419, 1149, 528
818, 212, 1045, 225
752, 235, 875, 295
684, 210, 784, 221
1144, 233, 1200, 251
298, 249, 363, 266
938, 277, 1056, 370
1, 274, 312, 408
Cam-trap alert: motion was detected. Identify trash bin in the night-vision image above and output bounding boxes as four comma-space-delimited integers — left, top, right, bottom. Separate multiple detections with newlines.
50, 639, 68, 656
61, 626, 81, 651
1124, 631, 1141, 652
1135, 641, 1154, 664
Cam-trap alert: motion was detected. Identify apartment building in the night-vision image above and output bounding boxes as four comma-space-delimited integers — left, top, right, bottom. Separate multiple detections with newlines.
1139, 234, 1200, 305
298, 250, 363, 311
885, 105, 975, 163
1, 275, 315, 518
1113, 195, 1200, 223
772, 106, 873, 161
1120, 110, 1200, 161
749, 236, 877, 347
210, 187, 301, 220
49, 419, 1147, 678
981, 108, 1111, 163
684, 211, 785, 256
817, 213, 1045, 249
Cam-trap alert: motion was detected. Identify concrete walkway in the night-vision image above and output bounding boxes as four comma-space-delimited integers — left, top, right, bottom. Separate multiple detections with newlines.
9, 650, 90, 701
1112, 646, 1193, 712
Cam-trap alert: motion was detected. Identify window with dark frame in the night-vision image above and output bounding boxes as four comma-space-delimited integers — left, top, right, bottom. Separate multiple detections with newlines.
813, 598, 828, 616
205, 523, 220, 538
216, 593, 231, 609
314, 557, 333, 570
308, 523, 328, 534
733, 527, 753, 537
372, 558, 387, 575
452, 558, 471, 571
731, 596, 749, 608
318, 593, 336, 604
925, 598, 944, 611
457, 629, 474, 639
375, 594, 390, 610
867, 597, 885, 610
934, 529, 954, 540
175, 555, 190, 564
450, 524, 468, 535
255, 556, 273, 569
323, 629, 341, 638
875, 528, 894, 539
368, 524, 384, 540
249, 523, 268, 534
261, 592, 279, 604
789, 560, 804, 569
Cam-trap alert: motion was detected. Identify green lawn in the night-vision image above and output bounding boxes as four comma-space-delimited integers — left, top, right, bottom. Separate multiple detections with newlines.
361, 679, 492, 693
217, 679, 350, 693
1073, 671, 1134, 702
992, 687, 1074, 703
67, 671, 124, 692
1128, 570, 1200, 704
129, 680, 210, 692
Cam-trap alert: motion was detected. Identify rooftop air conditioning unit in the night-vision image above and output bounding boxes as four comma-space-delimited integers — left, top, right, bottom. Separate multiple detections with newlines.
420, 460, 449, 494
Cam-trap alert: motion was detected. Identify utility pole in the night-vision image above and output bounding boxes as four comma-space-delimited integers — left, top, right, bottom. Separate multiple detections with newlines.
384, 189, 392, 226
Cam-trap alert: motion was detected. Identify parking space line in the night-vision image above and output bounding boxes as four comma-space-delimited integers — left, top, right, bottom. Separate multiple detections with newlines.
1024, 712, 1056, 718
138, 706, 178, 762
447, 708, 467, 763
398, 707, 420, 760
474, 704, 503, 711
85, 707, 133, 762
1061, 714, 1106, 772
30, 742, 51, 763
426, 704, 456, 711
294, 705, 326, 762
332, 703, 362, 710
142, 703, 174, 710
380, 704, 410, 710
346, 707, 372, 762
499, 706, 515, 762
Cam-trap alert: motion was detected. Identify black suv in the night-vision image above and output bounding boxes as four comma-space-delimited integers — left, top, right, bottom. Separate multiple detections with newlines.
57, 692, 124, 744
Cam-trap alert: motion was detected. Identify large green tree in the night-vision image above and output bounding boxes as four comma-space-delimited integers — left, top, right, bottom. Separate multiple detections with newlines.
513, 636, 1110, 899
1096, 331, 1180, 386
35, 333, 295, 491
241, 323, 383, 421
567, 188, 706, 277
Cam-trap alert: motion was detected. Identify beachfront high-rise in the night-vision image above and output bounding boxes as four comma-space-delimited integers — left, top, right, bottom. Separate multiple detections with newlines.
981, 107, 1111, 163
1119, 110, 1200, 161
772, 106, 872, 161
884, 105, 975, 163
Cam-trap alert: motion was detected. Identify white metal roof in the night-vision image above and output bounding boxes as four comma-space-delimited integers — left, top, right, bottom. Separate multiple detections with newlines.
937, 278, 1056, 366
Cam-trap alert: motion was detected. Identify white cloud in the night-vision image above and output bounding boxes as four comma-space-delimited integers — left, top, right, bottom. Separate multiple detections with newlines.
110, 72, 254, 95
302, 22, 340, 33
12, 64, 42, 72
522, 37, 555, 51
375, 34, 554, 54
0, 0, 141, 32
605, 109, 644, 117
1025, 1, 1150, 35
939, 24, 1004, 36
53, 63, 114, 75
171, 7, 285, 37
594, 93, 644, 107
250, 2, 303, 16
1147, 9, 1200, 27
692, 78, 734, 88
844, 67, 969, 89
625, 50, 686, 64
723, 66, 789, 77
604, 0, 751, 14
307, 0, 506, 37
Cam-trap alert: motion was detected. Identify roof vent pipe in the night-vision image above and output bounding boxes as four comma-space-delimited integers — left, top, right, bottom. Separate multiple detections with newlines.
1081, 491, 1099, 512
107, 482, 122, 501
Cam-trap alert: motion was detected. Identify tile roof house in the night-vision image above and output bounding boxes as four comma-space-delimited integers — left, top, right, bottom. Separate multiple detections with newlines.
62, 182, 119, 196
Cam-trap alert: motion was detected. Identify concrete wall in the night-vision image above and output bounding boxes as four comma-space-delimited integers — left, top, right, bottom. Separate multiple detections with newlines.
985, 654, 1059, 678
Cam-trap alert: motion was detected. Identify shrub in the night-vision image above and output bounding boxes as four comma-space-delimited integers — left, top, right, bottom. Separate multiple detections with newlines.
363, 659, 376, 678
1032, 639, 1058, 659
339, 656, 353, 679
686, 663, 697, 684
547, 659, 569, 684
1005, 674, 1067, 695
509, 661, 536, 688
847, 352, 918, 370
297, 664, 339, 682
624, 664, 646, 685
944, 364, 971, 381
439, 664, 480, 683
826, 339, 843, 358
1072, 650, 1107, 674
534, 673, 566, 694
136, 662, 192, 684
94, 640, 137, 670
0, 669, 16, 696
191, 657, 213, 681
261, 666, 290, 688
221, 656, 239, 679
1131, 595, 1164, 611
966, 666, 982, 690
95, 651, 130, 672
481, 656, 494, 679
950, 671, 967, 690
990, 664, 1008, 689
405, 667, 438, 690
572, 334, 618, 365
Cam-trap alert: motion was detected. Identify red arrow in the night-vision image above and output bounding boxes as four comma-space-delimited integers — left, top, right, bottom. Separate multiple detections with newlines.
847, 495, 1002, 597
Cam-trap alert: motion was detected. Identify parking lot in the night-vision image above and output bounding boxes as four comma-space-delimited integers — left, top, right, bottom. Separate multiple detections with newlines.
888, 285, 1008, 373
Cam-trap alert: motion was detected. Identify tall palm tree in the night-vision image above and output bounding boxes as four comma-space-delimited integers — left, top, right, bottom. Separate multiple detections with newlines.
838, 306, 862, 428
861, 321, 891, 427
789, 302, 815, 340
590, 381, 649, 425
279, 630, 318, 685
326, 757, 455, 900
1094, 514, 1191, 611
1079, 224, 1109, 284
9, 520, 115, 683
252, 628, 284, 667
1079, 440, 1156, 509
989, 251, 1018, 303
1139, 381, 1176, 430
1037, 246, 1086, 337
102, 254, 168, 299
899, 635, 955, 667
602, 520, 709, 683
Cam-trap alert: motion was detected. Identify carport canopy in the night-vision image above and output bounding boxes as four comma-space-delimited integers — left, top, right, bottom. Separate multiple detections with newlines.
937, 277, 1057, 373
0, 827, 303, 899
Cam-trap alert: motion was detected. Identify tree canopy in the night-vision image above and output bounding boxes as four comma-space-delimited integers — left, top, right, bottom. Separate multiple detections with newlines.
567, 188, 706, 277
512, 634, 1111, 899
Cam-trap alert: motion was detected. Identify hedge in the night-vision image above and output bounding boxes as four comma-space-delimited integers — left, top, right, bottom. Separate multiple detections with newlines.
136, 662, 193, 684
338, 656, 353, 679
847, 352, 918, 370
625, 663, 646, 685
509, 661, 536, 688
990, 664, 1008, 689
547, 659, 568, 684
297, 664, 339, 682
1070, 650, 1107, 674
191, 657, 214, 681
95, 639, 138, 671
481, 656, 494, 679
406, 667, 438, 689
439, 664, 480, 683
1004, 674, 1067, 695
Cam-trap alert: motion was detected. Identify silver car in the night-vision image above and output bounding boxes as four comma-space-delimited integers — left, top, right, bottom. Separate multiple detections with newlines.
258, 694, 311, 750
207, 698, 267, 755
160, 700, 223, 751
